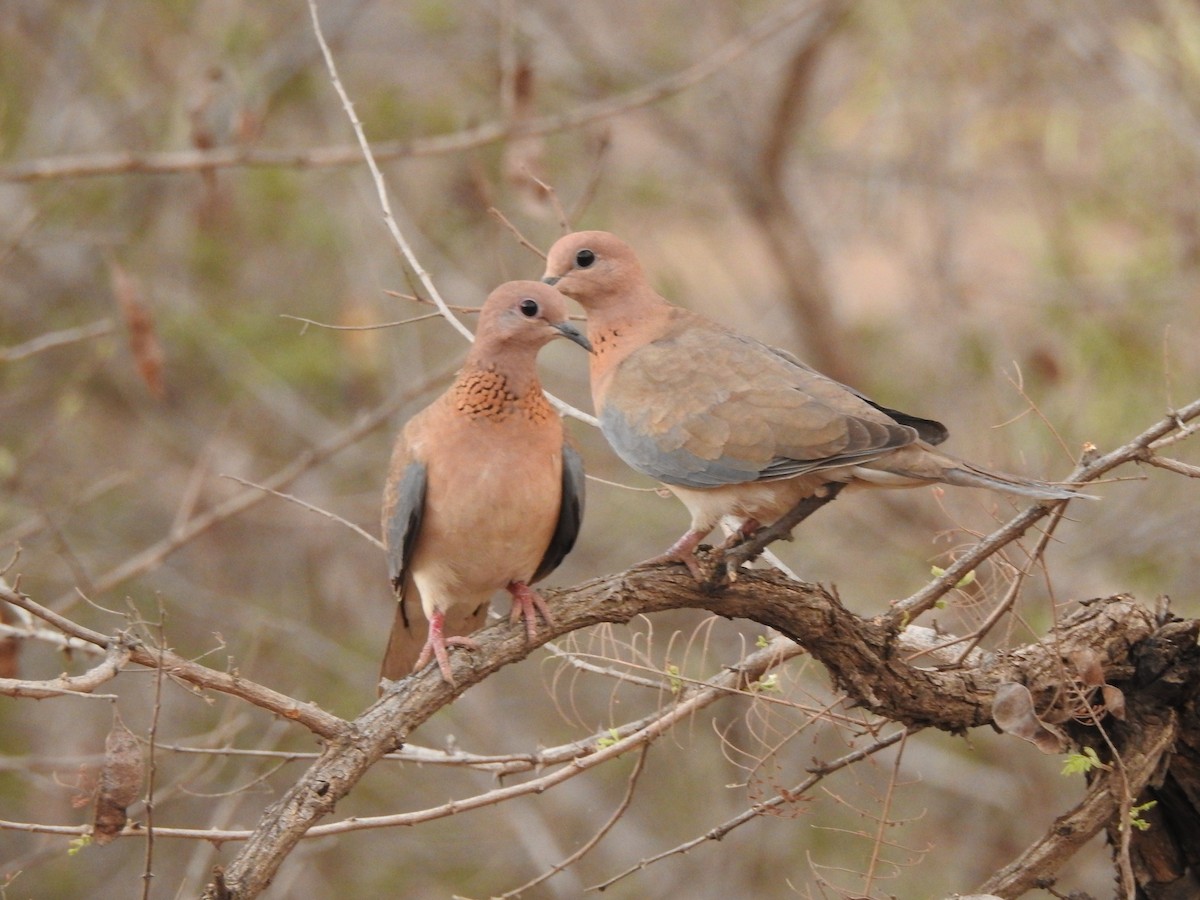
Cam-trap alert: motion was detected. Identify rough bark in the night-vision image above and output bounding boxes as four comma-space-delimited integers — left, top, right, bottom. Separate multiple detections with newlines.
202, 559, 1200, 898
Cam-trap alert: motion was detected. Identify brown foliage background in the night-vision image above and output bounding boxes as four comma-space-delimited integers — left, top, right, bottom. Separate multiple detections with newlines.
2, 1, 1199, 897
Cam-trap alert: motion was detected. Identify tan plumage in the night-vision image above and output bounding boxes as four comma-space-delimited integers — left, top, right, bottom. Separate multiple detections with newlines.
380, 281, 590, 684
542, 231, 1083, 576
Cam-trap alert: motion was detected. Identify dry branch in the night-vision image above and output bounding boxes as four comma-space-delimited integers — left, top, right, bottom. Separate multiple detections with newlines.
201, 573, 1169, 898
0, 0, 824, 186
1, 586, 345, 740
0, 641, 129, 699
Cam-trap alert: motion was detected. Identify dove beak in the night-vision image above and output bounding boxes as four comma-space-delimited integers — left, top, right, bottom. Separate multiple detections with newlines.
553, 321, 592, 352
542, 275, 561, 286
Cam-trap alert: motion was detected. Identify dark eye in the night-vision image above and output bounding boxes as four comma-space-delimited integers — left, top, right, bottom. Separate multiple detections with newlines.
518, 298, 539, 317
575, 249, 596, 268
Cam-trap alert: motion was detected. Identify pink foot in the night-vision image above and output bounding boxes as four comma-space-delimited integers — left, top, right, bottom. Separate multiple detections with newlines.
414, 609, 480, 684
719, 518, 762, 550
639, 530, 708, 580
507, 581, 554, 641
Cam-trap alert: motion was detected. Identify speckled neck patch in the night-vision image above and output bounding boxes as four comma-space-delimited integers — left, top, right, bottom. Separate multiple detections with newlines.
452, 365, 553, 424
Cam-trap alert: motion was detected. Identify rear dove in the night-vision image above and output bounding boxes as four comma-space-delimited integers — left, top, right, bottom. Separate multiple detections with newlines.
542, 231, 1084, 578
380, 281, 590, 685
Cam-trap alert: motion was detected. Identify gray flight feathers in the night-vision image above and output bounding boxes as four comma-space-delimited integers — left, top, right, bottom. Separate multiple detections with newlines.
601, 311, 1084, 501
533, 441, 586, 583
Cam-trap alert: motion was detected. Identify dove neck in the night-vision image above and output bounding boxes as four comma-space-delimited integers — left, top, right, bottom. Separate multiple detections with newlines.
584, 289, 670, 340
586, 297, 673, 401
460, 344, 541, 398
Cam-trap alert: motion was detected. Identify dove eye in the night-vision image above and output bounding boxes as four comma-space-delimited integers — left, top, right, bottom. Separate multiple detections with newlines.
518, 298, 539, 317
575, 249, 596, 268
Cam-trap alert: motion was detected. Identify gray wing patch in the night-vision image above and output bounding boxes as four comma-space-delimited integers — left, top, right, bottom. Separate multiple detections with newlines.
603, 402, 915, 488
602, 404, 765, 487
385, 461, 427, 618
765, 344, 949, 446
532, 441, 585, 583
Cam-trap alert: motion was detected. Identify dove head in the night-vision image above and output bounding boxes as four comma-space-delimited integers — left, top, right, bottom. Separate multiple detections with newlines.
472, 281, 591, 356
542, 231, 655, 313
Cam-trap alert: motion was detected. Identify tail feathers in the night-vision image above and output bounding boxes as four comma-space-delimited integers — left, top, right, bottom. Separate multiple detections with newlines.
940, 464, 1092, 502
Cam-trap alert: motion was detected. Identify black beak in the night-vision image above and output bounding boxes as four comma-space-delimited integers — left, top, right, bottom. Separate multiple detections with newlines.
553, 321, 592, 352
542, 276, 560, 286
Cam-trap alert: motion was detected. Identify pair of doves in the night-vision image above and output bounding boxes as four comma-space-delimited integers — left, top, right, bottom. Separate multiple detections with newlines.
380, 232, 1082, 684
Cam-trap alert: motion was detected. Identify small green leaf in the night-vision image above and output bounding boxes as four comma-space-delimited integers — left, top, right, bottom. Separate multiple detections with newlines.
1061, 746, 1104, 775
930, 565, 976, 588
666, 664, 683, 694
751, 674, 780, 693
68, 835, 92, 856
1128, 800, 1157, 831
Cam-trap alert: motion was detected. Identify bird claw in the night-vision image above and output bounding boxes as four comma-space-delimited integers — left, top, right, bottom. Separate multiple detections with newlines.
638, 530, 708, 580
416, 611, 480, 684
718, 519, 762, 551
508, 582, 554, 641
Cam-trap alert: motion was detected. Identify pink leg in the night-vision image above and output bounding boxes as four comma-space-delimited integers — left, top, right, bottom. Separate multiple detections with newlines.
507, 581, 554, 641
413, 609, 480, 684
640, 529, 708, 580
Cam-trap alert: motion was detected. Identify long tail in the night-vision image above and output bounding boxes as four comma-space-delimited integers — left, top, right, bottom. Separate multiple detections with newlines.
939, 462, 1091, 501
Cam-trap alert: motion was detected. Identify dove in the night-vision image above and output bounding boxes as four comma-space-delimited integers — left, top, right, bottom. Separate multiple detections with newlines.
542, 231, 1082, 578
380, 281, 590, 684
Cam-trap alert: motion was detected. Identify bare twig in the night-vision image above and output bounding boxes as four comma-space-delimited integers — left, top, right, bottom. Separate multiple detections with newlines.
0, 319, 114, 362
306, 0, 471, 345
307, 0, 598, 428
0, 0, 824, 186
220, 475, 383, 550
280, 312, 444, 332
142, 605, 167, 900
911, 506, 1069, 667
0, 641, 129, 699
381, 289, 481, 313
890, 397, 1200, 624
589, 729, 907, 892
1, 586, 346, 740
863, 730, 909, 895
487, 207, 547, 260
1143, 455, 1200, 478
497, 745, 649, 898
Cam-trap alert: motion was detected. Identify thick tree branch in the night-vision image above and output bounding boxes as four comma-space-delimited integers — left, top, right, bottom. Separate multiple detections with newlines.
977, 711, 1179, 898
203, 564, 1164, 898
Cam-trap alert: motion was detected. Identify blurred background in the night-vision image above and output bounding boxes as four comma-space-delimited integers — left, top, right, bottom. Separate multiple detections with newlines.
2, 1, 1199, 896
